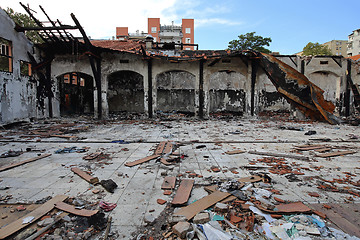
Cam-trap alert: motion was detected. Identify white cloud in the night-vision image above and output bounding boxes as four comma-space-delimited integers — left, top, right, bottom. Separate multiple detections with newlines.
196, 18, 243, 28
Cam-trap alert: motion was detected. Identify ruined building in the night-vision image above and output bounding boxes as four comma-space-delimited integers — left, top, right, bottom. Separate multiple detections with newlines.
1, 7, 360, 125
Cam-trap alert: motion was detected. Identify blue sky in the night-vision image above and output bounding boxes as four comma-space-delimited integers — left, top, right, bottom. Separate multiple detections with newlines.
2, 0, 360, 54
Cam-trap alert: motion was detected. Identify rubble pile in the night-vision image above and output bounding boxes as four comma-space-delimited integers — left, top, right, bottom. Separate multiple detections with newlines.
134, 173, 360, 240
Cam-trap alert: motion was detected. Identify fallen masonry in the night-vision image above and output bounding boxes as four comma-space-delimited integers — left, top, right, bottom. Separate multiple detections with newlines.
0, 116, 359, 239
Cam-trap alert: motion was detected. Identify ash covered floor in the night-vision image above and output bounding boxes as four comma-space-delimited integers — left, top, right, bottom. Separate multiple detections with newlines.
0, 115, 359, 239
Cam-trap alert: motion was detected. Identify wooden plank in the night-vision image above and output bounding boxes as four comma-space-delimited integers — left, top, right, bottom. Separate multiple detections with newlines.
172, 179, 195, 205
161, 176, 176, 190
0, 154, 52, 172
124, 154, 160, 167
55, 202, 98, 217
225, 149, 245, 155
316, 150, 356, 158
71, 167, 99, 184
50, 134, 76, 139
163, 142, 173, 154
315, 148, 332, 153
0, 195, 68, 239
248, 150, 309, 161
155, 142, 166, 155
24, 212, 69, 240
174, 191, 230, 220
294, 145, 327, 151
160, 158, 172, 165
309, 203, 360, 237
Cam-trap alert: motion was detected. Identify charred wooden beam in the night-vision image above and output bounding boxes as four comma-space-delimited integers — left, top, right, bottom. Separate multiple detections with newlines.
207, 58, 220, 66
71, 13, 102, 119
39, 5, 69, 43
20, 2, 55, 42
199, 59, 205, 119
15, 25, 78, 32
147, 59, 153, 118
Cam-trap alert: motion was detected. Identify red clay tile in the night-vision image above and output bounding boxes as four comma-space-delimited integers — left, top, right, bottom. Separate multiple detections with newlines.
157, 199, 167, 205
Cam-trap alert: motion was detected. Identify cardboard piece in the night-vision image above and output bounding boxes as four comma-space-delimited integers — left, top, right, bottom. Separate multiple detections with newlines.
174, 191, 231, 220
172, 179, 195, 205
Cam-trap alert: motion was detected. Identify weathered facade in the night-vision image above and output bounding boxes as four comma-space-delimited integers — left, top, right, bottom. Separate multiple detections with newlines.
0, 8, 40, 125
49, 47, 359, 122
1, 7, 360, 125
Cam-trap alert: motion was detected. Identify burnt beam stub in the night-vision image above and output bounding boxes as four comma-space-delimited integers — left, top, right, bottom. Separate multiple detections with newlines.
250, 60, 258, 116
199, 60, 205, 119
345, 59, 352, 116
148, 59, 153, 118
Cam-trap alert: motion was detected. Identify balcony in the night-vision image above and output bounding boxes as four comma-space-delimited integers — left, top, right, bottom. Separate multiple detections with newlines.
159, 31, 183, 38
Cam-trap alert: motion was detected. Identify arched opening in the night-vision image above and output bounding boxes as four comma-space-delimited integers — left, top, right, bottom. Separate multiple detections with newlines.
107, 70, 144, 113
156, 70, 195, 115
58, 72, 94, 115
209, 70, 246, 115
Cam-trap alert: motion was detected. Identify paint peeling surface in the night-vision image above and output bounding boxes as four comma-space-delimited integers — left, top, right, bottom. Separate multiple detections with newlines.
257, 52, 340, 124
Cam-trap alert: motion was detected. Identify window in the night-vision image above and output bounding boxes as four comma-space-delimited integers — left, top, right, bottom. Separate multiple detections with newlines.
185, 48, 191, 50
320, 61, 328, 65
185, 28, 191, 34
80, 78, 85, 87
151, 27, 157, 33
153, 37, 157, 42
72, 74, 78, 85
20, 61, 32, 76
64, 74, 70, 84
0, 38, 12, 73
185, 38, 191, 43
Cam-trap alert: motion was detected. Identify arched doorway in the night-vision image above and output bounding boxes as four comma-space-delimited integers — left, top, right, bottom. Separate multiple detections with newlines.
58, 72, 94, 115
209, 70, 246, 115
107, 71, 144, 113
156, 70, 195, 115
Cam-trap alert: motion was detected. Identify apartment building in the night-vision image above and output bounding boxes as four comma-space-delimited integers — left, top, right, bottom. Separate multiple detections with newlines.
347, 28, 360, 56
117, 18, 195, 50
323, 40, 347, 56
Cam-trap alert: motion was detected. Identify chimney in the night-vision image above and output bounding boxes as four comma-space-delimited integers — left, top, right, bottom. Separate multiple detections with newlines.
145, 35, 154, 49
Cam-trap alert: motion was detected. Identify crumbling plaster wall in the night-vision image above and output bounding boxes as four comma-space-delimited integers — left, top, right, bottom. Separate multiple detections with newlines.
101, 52, 148, 116
152, 59, 199, 116
203, 57, 248, 116
304, 57, 347, 115
0, 9, 38, 125
48, 50, 360, 120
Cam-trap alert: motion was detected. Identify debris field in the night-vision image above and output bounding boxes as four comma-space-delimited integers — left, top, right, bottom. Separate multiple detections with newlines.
0, 115, 359, 239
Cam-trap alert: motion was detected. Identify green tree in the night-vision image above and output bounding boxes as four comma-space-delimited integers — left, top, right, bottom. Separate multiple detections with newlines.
228, 32, 272, 54
5, 7, 44, 44
302, 42, 332, 56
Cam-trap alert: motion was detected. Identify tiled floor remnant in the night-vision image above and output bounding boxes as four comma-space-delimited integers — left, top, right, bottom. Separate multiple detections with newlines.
0, 115, 359, 239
